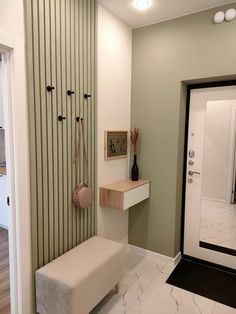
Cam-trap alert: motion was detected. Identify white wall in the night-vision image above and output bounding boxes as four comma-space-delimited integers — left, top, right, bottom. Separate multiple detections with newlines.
202, 100, 236, 202
0, 62, 8, 229
0, 0, 32, 313
97, 5, 132, 244
0, 173, 8, 228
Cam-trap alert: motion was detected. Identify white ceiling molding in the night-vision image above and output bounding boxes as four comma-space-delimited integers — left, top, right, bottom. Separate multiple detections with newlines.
98, 0, 236, 28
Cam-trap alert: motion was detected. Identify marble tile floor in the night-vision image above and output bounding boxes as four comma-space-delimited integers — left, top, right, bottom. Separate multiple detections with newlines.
200, 200, 236, 250
91, 252, 236, 314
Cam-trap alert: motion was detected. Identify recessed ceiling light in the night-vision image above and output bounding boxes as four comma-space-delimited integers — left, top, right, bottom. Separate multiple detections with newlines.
133, 0, 152, 11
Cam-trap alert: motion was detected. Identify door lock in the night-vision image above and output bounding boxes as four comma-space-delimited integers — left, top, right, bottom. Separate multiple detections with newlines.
189, 150, 195, 158
188, 179, 193, 184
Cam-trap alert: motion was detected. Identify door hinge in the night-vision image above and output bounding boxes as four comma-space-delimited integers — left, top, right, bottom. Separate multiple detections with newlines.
7, 196, 10, 206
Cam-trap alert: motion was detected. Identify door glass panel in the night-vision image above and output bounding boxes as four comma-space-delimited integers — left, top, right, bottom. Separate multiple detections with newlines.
200, 99, 236, 255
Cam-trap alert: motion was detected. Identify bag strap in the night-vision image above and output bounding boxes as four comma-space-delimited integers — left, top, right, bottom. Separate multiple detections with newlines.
75, 118, 80, 185
80, 119, 89, 184
76, 118, 89, 186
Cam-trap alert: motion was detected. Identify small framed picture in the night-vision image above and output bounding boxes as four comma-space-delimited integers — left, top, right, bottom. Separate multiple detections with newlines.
104, 130, 128, 160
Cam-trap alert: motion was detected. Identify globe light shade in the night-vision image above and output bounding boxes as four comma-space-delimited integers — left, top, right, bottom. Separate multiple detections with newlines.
213, 11, 225, 24
225, 8, 236, 21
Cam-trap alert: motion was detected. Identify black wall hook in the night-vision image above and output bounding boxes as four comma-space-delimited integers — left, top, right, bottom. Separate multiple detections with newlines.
76, 117, 80, 122
47, 86, 55, 92
84, 93, 91, 99
67, 90, 75, 96
58, 115, 66, 121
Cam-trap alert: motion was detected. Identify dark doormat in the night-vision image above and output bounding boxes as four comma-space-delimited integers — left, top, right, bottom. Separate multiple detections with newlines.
166, 259, 236, 309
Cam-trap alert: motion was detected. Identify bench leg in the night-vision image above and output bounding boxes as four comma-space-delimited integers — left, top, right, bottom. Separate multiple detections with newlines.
114, 283, 120, 294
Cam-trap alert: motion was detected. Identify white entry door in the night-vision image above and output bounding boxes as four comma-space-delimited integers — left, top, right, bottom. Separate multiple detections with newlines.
184, 84, 236, 270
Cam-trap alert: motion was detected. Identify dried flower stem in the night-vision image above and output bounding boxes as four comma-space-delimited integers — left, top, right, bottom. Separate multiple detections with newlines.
131, 128, 140, 154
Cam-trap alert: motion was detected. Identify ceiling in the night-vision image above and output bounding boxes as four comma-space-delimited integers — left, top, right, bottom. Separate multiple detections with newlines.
98, 0, 236, 28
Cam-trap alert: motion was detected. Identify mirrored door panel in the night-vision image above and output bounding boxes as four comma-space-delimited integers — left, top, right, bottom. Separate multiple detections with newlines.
200, 100, 236, 256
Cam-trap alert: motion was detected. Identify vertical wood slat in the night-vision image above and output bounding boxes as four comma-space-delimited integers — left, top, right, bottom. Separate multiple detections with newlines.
55, 0, 64, 257
83, 0, 88, 240
26, 0, 39, 273
33, 0, 44, 269
25, 1, 96, 310
91, 1, 97, 236
45, 0, 55, 263
39, 0, 50, 265
87, 0, 91, 238
66, 0, 72, 251
79, 0, 84, 243
74, 0, 80, 246
50, 0, 59, 259
73, 0, 79, 247
61, 0, 68, 254
70, 0, 77, 249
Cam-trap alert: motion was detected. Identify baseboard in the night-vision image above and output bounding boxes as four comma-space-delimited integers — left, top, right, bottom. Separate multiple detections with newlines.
128, 244, 182, 266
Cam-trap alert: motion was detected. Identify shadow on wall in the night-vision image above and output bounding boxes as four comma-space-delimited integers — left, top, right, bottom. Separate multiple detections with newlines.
129, 199, 150, 249
100, 207, 129, 243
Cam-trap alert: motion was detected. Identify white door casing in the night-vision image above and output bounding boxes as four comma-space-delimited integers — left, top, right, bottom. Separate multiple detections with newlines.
0, 31, 32, 314
184, 85, 236, 270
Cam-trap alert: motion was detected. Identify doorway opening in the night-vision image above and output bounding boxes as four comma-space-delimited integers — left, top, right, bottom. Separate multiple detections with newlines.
0, 50, 11, 314
0, 49, 15, 314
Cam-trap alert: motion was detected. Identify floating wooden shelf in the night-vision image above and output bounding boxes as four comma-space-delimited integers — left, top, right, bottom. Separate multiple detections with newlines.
100, 179, 150, 211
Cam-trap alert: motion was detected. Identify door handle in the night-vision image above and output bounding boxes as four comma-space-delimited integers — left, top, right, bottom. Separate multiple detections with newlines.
188, 170, 200, 176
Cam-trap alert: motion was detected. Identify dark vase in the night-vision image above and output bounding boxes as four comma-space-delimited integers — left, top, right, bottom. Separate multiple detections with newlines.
131, 154, 139, 181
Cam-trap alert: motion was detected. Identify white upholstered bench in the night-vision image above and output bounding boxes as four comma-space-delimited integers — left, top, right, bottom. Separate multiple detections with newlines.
35, 236, 125, 314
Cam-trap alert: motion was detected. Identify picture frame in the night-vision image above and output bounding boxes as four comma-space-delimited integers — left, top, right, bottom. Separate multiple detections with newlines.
104, 130, 128, 160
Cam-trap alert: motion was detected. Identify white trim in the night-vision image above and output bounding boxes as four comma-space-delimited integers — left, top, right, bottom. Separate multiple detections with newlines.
0, 31, 32, 314
128, 244, 182, 266
0, 45, 19, 314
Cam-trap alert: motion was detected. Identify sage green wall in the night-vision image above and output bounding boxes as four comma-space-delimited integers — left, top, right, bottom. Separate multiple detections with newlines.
129, 3, 236, 257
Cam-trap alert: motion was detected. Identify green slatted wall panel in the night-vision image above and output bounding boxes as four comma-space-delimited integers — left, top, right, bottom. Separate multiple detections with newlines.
25, 0, 96, 276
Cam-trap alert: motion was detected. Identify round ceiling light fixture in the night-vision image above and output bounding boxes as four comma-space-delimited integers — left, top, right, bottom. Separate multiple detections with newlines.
133, 0, 152, 11
225, 8, 236, 21
213, 11, 225, 23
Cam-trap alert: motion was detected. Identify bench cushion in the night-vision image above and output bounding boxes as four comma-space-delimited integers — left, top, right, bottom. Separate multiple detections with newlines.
36, 236, 125, 314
